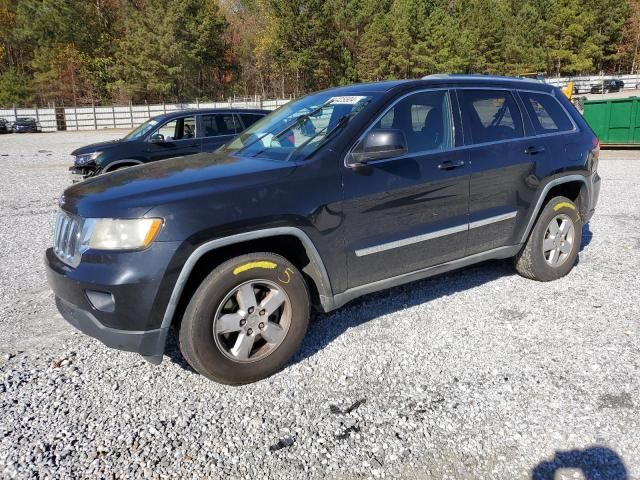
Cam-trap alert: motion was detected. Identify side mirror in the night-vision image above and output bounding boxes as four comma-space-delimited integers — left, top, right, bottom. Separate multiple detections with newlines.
349, 129, 408, 165
149, 133, 165, 144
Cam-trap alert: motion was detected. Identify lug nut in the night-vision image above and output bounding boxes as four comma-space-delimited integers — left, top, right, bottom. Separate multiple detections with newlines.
248, 307, 255, 314
259, 309, 266, 316
247, 328, 253, 335
240, 319, 246, 326
259, 322, 265, 329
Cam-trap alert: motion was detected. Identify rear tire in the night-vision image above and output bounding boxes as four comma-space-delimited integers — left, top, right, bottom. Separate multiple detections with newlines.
179, 252, 310, 385
514, 196, 582, 281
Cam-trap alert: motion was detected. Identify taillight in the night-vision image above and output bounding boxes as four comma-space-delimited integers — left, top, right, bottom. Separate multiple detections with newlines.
592, 138, 600, 159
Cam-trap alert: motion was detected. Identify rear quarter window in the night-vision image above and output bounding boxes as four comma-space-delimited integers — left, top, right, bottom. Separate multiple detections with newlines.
519, 92, 574, 134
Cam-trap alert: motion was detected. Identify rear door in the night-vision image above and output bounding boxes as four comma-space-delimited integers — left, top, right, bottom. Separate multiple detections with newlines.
146, 115, 200, 162
517, 90, 580, 166
458, 88, 549, 255
199, 113, 241, 152
342, 89, 470, 287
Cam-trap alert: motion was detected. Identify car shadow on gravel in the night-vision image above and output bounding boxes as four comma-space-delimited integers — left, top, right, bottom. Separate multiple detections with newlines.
163, 259, 516, 373
164, 330, 197, 373
292, 258, 517, 366
581, 223, 593, 252
531, 446, 627, 479
294, 224, 597, 366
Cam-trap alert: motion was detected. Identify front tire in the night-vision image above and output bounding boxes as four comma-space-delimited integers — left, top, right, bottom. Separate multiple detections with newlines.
179, 252, 310, 385
514, 196, 582, 281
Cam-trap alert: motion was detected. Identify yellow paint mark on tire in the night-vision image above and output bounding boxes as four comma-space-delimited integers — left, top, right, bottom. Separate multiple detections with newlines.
233, 261, 277, 275
278, 267, 294, 284
554, 202, 576, 211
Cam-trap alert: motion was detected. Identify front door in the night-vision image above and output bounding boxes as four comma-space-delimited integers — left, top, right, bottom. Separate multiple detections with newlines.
342, 89, 470, 288
147, 115, 200, 161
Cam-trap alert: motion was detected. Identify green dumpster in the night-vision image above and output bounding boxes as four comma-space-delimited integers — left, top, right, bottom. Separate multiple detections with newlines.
582, 97, 640, 146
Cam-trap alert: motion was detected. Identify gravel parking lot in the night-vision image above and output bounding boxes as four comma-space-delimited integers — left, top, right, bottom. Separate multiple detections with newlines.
1, 131, 639, 479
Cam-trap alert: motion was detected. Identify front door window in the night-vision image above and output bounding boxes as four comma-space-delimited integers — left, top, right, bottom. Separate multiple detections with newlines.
152, 116, 196, 141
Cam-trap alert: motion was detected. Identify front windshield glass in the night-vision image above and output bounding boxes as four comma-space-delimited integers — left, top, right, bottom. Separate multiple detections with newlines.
222, 91, 377, 161
124, 118, 159, 141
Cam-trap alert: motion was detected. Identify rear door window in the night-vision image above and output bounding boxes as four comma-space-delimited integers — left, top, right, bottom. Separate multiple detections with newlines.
459, 90, 524, 144
239, 114, 264, 130
218, 114, 240, 135
519, 92, 574, 134
199, 114, 240, 137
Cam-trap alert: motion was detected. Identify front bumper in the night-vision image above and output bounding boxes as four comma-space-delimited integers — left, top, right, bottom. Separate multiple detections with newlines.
45, 242, 183, 361
55, 296, 166, 361
69, 165, 98, 181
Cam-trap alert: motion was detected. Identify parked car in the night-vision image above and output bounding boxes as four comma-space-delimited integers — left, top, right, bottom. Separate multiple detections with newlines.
590, 79, 624, 94
70, 108, 269, 178
46, 75, 600, 385
0, 118, 9, 134
11, 117, 42, 133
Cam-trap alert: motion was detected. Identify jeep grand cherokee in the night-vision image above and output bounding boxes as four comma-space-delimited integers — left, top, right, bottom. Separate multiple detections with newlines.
46, 75, 600, 385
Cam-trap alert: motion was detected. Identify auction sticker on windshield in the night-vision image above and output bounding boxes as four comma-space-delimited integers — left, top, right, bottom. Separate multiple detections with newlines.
328, 96, 368, 104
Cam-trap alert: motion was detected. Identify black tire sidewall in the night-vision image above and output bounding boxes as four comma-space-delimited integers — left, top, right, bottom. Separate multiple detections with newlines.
529, 196, 582, 281
180, 253, 310, 384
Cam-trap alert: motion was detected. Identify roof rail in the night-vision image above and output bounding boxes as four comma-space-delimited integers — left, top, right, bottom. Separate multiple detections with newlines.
421, 74, 541, 83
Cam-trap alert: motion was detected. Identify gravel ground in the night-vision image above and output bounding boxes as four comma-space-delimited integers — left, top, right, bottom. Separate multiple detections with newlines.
0, 131, 639, 479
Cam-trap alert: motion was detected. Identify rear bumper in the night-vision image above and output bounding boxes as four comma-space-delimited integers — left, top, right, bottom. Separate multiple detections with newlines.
585, 171, 601, 222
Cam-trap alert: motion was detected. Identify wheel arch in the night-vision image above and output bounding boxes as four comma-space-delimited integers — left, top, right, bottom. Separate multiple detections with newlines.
102, 159, 144, 172
520, 175, 589, 244
160, 227, 334, 332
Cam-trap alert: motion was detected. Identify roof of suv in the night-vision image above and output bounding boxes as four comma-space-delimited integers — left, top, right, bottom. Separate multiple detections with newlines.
317, 75, 556, 96
153, 108, 269, 122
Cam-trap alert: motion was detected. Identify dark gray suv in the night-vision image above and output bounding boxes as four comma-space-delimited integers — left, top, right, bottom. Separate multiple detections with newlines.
70, 108, 268, 178
47, 75, 600, 385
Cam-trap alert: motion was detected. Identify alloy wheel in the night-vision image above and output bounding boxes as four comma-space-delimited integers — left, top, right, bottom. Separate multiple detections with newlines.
542, 213, 576, 267
213, 280, 291, 363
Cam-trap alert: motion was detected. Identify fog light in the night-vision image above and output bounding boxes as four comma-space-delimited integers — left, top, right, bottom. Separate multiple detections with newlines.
85, 290, 115, 313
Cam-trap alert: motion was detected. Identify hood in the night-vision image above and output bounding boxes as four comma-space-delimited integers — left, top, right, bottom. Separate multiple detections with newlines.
71, 139, 126, 155
59, 151, 296, 218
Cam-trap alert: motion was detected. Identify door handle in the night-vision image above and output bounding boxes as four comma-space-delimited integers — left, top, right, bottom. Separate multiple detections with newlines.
525, 145, 545, 155
437, 160, 466, 170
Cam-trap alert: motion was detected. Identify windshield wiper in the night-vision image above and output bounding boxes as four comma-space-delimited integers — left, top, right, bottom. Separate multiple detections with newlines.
239, 99, 334, 156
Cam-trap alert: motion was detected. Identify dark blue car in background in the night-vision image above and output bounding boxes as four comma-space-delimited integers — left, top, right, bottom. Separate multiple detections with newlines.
70, 108, 268, 178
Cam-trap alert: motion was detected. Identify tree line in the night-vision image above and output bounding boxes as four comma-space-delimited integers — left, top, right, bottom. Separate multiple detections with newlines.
1, 0, 639, 107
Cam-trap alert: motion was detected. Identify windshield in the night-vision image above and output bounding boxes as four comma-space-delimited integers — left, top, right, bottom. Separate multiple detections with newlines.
124, 118, 160, 141
222, 91, 378, 161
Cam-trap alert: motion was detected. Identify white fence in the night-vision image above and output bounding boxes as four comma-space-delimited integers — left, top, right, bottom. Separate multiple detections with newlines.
0, 99, 291, 133
545, 74, 640, 92
4, 76, 640, 133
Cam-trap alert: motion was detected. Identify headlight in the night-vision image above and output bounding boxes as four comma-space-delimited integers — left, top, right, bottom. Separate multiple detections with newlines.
82, 218, 163, 250
75, 151, 102, 166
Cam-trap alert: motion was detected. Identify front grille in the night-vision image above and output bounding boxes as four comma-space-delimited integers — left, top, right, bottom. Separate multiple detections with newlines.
53, 211, 82, 266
